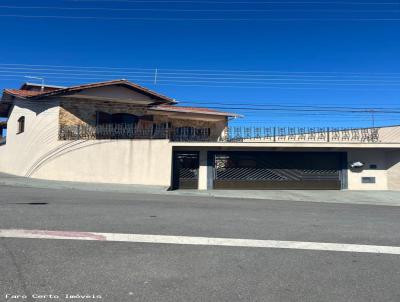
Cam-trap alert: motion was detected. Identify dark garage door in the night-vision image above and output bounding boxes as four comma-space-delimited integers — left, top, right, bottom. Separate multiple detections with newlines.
173, 151, 200, 189
213, 152, 345, 190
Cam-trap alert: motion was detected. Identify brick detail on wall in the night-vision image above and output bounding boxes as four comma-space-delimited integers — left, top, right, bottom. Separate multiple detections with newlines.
59, 99, 148, 126
59, 98, 228, 139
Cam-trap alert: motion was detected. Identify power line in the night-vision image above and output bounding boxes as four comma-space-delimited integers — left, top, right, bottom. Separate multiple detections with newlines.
3, 70, 400, 84
1, 6, 400, 12
178, 101, 400, 111
3, 71, 400, 80
0, 63, 155, 71
176, 106, 400, 114
3, 76, 400, 86
4, 72, 400, 84
1, 14, 400, 21
234, 114, 400, 118
1, 63, 400, 90
0, 70, 155, 78
5, 68, 400, 80
3, 76, 400, 90
63, 0, 400, 5
153, 80, 400, 85
3, 73, 396, 108
232, 118, 400, 122
1, 63, 400, 75
154, 82, 400, 91
240, 111, 400, 115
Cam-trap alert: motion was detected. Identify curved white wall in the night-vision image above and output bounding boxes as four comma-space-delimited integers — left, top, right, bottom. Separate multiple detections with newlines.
30, 139, 173, 186
0, 99, 173, 187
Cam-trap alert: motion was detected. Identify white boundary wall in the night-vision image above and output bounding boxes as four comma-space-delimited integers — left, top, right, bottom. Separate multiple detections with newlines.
347, 150, 388, 190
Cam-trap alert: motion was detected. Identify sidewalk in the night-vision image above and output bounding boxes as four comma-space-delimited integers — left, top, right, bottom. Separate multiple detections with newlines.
0, 172, 399, 207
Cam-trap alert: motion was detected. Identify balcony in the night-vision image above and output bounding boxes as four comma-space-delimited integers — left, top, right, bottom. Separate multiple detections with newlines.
59, 124, 212, 142
59, 124, 400, 144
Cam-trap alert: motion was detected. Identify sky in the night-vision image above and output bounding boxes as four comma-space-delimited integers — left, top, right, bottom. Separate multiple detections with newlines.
0, 0, 400, 128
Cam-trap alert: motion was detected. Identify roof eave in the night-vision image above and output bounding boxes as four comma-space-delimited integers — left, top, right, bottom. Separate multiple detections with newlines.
2, 89, 27, 100
149, 107, 242, 118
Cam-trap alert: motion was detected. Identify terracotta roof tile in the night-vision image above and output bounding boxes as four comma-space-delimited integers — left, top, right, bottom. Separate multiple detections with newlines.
2, 81, 240, 118
4, 80, 175, 104
29, 79, 175, 103
3, 89, 50, 98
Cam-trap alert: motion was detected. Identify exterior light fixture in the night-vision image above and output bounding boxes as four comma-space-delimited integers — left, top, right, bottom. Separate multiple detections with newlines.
350, 161, 365, 169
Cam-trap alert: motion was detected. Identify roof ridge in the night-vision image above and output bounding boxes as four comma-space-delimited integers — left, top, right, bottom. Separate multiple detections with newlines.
26, 79, 175, 103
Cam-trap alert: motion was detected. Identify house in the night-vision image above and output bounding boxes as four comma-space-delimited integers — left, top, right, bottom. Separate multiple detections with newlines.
1, 79, 400, 191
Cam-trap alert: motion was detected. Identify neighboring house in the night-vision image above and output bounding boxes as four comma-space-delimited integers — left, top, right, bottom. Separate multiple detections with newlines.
1, 79, 400, 191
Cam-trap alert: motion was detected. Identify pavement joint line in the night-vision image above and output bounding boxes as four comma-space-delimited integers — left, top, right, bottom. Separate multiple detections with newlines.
1, 229, 400, 255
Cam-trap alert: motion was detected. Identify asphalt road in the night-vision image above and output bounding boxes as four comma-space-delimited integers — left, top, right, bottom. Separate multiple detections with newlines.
1, 184, 400, 302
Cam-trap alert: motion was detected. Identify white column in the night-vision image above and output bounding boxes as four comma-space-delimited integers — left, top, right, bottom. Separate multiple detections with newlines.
198, 150, 213, 190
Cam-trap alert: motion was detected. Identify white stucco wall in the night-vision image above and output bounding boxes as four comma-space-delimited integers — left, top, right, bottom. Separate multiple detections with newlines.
0, 99, 61, 176
30, 139, 173, 186
346, 149, 388, 190
385, 150, 400, 191
0, 99, 173, 187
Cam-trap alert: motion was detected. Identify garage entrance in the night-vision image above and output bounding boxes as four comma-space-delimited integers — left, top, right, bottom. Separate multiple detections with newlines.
213, 151, 346, 190
173, 151, 200, 189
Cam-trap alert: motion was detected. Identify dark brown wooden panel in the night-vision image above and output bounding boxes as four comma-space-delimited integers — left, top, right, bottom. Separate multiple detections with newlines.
214, 180, 341, 190
213, 151, 344, 190
173, 152, 199, 190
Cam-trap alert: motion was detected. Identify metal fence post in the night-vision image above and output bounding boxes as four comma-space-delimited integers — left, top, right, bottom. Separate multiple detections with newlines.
166, 123, 170, 140
327, 127, 330, 142
77, 125, 80, 140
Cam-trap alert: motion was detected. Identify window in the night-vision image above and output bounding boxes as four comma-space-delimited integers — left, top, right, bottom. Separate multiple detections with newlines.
362, 177, 376, 184
17, 116, 25, 134
175, 127, 210, 136
96, 111, 138, 125
152, 122, 171, 137
174, 127, 211, 141
96, 111, 112, 125
111, 113, 138, 124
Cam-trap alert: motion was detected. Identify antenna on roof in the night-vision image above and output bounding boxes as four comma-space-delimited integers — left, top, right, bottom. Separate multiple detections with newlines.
370, 109, 376, 128
24, 76, 45, 92
154, 68, 158, 86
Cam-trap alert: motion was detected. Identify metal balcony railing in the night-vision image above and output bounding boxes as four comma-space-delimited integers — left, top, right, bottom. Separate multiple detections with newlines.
59, 124, 169, 140
59, 124, 211, 141
223, 127, 381, 143
59, 124, 400, 144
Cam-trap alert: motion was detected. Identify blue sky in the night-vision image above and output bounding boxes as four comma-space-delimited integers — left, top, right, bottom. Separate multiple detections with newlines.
0, 0, 400, 127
